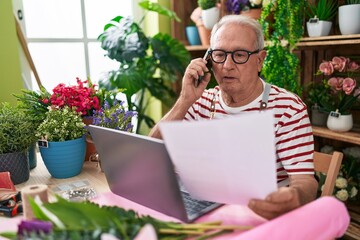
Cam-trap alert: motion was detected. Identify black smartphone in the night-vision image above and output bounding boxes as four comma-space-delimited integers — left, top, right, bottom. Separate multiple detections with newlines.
195, 48, 212, 87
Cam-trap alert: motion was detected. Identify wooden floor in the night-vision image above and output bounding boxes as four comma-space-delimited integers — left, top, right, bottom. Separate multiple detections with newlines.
342, 201, 360, 240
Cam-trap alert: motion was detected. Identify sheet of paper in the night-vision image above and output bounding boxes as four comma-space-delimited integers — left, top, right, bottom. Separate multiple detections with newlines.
159, 110, 277, 205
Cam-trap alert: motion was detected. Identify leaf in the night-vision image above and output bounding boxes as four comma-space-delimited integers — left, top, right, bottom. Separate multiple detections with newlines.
138, 0, 181, 22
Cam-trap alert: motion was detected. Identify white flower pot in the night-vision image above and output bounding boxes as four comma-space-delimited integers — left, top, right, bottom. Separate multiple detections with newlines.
202, 7, 220, 30
339, 4, 360, 35
326, 112, 353, 132
306, 21, 332, 37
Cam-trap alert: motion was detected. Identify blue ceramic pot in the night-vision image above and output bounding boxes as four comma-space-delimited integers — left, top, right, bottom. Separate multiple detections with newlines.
39, 137, 86, 178
186, 26, 201, 46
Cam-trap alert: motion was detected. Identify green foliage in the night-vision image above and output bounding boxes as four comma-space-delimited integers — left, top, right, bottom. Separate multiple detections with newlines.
0, 103, 36, 154
306, 0, 338, 21
198, 0, 217, 10
8, 196, 245, 239
36, 106, 86, 142
260, 0, 305, 95
347, 0, 360, 4
305, 80, 332, 110
98, 1, 190, 133
13, 87, 51, 128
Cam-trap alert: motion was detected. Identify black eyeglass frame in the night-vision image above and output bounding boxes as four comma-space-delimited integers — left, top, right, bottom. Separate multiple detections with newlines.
208, 49, 260, 64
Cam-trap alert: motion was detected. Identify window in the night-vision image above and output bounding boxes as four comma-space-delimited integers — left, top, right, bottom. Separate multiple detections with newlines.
17, 0, 141, 91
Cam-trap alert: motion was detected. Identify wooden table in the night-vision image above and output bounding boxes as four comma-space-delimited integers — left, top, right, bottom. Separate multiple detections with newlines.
0, 153, 110, 223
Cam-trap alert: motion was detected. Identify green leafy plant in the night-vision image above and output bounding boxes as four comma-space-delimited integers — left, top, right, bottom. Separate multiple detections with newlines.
260, 0, 305, 95
346, 0, 360, 4
198, 0, 218, 10
0, 196, 250, 239
36, 106, 86, 142
98, 0, 190, 133
0, 103, 36, 154
306, 0, 338, 21
305, 80, 332, 111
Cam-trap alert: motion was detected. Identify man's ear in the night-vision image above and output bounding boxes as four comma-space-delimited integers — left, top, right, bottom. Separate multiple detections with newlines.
257, 50, 267, 71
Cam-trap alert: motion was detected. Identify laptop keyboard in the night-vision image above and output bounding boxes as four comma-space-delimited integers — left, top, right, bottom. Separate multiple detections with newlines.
181, 191, 217, 217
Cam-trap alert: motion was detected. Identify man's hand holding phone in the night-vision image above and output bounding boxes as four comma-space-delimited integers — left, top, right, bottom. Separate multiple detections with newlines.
195, 48, 212, 88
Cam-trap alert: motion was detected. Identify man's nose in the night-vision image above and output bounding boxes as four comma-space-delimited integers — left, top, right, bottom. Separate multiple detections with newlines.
223, 53, 236, 68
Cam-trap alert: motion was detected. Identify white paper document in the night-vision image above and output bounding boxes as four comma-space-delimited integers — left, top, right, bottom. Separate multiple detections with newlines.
159, 110, 278, 205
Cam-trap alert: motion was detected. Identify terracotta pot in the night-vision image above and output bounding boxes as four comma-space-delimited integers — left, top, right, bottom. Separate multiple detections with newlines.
82, 117, 97, 161
197, 24, 211, 46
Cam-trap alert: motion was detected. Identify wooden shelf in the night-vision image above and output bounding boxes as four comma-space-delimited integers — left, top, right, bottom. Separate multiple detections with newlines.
297, 34, 360, 47
312, 126, 360, 145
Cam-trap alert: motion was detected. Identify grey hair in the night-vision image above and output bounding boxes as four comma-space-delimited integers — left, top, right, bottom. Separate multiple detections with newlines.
210, 15, 264, 50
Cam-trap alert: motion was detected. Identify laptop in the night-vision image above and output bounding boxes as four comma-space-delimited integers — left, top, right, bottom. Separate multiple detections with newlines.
88, 125, 222, 222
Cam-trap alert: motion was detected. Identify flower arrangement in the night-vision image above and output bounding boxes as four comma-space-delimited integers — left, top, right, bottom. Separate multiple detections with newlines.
226, 0, 263, 14
45, 78, 101, 117
320, 145, 360, 202
91, 100, 137, 132
36, 106, 87, 142
316, 56, 360, 115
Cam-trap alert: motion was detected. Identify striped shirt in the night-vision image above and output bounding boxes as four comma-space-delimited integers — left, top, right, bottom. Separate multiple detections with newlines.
184, 80, 314, 186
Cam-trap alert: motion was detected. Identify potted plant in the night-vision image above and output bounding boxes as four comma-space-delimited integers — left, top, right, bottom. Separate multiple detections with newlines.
315, 56, 360, 132
198, 0, 220, 29
185, 20, 201, 46
259, 0, 305, 95
98, 1, 190, 134
0, 103, 35, 184
339, 0, 360, 35
226, 0, 263, 19
306, 0, 338, 37
14, 87, 51, 169
36, 106, 87, 178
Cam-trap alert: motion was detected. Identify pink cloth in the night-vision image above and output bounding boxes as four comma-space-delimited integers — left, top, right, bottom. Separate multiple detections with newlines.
0, 193, 350, 240
93, 193, 350, 240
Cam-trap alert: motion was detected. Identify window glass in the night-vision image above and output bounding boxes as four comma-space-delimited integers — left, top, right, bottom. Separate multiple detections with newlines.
29, 43, 86, 91
88, 42, 119, 83
23, 0, 83, 38
84, 0, 133, 39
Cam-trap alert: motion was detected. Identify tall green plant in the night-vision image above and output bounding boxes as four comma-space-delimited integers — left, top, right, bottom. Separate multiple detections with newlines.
306, 0, 338, 21
260, 0, 305, 95
346, 0, 360, 4
98, 0, 190, 133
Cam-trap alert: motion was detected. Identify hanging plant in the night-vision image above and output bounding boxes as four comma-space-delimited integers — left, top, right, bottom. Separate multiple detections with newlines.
259, 0, 305, 95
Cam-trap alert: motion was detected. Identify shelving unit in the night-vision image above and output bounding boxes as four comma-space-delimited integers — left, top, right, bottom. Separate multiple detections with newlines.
312, 126, 360, 146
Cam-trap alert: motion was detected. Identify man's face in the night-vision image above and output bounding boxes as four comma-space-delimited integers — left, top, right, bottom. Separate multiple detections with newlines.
211, 23, 266, 95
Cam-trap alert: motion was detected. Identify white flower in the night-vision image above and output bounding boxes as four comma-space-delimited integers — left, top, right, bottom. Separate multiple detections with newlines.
350, 186, 358, 198
336, 189, 349, 202
320, 145, 334, 154
343, 146, 360, 159
335, 177, 348, 189
250, 0, 262, 5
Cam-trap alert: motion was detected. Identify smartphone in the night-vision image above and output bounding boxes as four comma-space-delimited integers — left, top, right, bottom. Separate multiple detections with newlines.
195, 48, 211, 87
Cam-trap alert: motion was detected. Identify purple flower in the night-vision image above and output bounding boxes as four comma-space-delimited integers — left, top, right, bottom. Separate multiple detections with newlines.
226, 0, 249, 14
18, 220, 52, 236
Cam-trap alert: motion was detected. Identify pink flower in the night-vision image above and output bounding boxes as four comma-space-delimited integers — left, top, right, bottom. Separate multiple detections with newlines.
319, 61, 334, 75
348, 61, 360, 72
328, 77, 343, 92
332, 56, 349, 72
343, 78, 356, 95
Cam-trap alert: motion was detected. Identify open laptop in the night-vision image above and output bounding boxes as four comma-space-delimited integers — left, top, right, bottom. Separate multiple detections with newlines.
88, 125, 222, 222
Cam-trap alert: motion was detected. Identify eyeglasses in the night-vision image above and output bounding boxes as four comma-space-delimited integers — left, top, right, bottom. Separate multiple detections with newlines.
209, 49, 260, 64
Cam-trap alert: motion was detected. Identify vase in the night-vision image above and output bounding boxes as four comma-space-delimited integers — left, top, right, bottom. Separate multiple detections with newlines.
28, 142, 37, 169
311, 105, 328, 127
326, 112, 353, 132
82, 117, 97, 161
0, 151, 30, 184
201, 7, 220, 30
197, 24, 211, 46
39, 137, 86, 178
186, 26, 201, 45
306, 20, 332, 37
339, 4, 360, 35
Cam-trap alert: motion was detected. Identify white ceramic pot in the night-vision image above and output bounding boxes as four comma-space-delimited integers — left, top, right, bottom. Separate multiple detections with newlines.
306, 21, 332, 37
326, 112, 353, 132
202, 7, 220, 30
339, 4, 360, 35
